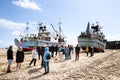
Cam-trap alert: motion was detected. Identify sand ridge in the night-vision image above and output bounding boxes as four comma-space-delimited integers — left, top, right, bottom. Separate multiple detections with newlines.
0, 49, 120, 80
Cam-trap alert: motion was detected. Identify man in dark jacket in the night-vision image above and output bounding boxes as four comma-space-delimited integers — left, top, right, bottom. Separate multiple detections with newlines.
90, 46, 94, 57
55, 45, 58, 56
7, 45, 13, 73
75, 44, 80, 60
50, 45, 54, 57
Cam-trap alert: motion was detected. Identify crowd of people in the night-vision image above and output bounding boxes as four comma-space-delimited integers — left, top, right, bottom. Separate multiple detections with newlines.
6, 44, 94, 74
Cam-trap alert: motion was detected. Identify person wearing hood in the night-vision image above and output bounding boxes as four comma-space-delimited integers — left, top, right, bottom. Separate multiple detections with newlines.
43, 47, 51, 74
64, 46, 69, 60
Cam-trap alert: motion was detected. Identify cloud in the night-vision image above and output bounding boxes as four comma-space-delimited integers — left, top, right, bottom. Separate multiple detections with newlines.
12, 0, 42, 12
0, 18, 26, 30
12, 30, 21, 36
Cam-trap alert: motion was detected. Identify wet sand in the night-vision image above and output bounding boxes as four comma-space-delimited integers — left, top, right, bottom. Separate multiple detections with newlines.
0, 49, 120, 80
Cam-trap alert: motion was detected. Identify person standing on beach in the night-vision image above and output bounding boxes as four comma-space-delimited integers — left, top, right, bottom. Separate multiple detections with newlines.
86, 46, 89, 56
64, 46, 69, 60
90, 46, 94, 57
70, 45, 74, 54
75, 44, 80, 60
50, 45, 54, 58
37, 46, 41, 60
29, 47, 38, 66
7, 45, 13, 73
43, 47, 51, 74
54, 45, 58, 60
39, 47, 45, 68
16, 47, 24, 71
68, 45, 72, 59
55, 45, 58, 56
58, 45, 64, 61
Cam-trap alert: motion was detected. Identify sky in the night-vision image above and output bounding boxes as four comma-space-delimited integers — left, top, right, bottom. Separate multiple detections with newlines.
0, 0, 120, 48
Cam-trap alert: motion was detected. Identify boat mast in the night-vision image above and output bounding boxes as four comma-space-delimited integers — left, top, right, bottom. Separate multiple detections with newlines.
38, 23, 43, 33
50, 24, 59, 39
86, 22, 90, 34
38, 23, 43, 40
25, 22, 29, 40
51, 24, 58, 34
58, 20, 62, 40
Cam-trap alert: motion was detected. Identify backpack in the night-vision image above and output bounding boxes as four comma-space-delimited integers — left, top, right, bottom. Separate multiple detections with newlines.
47, 53, 51, 59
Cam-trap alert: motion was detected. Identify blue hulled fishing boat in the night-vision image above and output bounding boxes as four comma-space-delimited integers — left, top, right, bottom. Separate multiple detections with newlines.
14, 22, 66, 51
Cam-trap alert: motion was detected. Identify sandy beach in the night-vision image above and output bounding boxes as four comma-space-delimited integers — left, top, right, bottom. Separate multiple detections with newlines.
0, 49, 120, 80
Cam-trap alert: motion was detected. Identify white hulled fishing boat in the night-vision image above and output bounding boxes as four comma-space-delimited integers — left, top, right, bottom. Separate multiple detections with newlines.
78, 22, 106, 52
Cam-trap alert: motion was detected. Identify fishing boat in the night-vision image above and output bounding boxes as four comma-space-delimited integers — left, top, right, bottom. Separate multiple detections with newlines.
14, 21, 66, 51
78, 22, 106, 52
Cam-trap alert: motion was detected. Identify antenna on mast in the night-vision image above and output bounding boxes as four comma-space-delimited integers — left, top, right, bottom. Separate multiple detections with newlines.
26, 22, 29, 33
58, 19, 62, 32
58, 19, 62, 38
25, 22, 29, 39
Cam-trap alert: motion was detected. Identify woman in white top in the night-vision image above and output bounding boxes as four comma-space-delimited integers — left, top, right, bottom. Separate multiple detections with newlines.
29, 47, 38, 66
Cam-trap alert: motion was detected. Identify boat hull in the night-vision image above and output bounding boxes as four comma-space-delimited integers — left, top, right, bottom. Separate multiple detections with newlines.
23, 47, 33, 52
19, 40, 66, 51
81, 46, 104, 52
78, 38, 106, 52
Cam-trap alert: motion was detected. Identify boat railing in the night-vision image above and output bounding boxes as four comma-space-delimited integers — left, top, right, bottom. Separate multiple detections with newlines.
79, 31, 106, 42
28, 40, 38, 46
